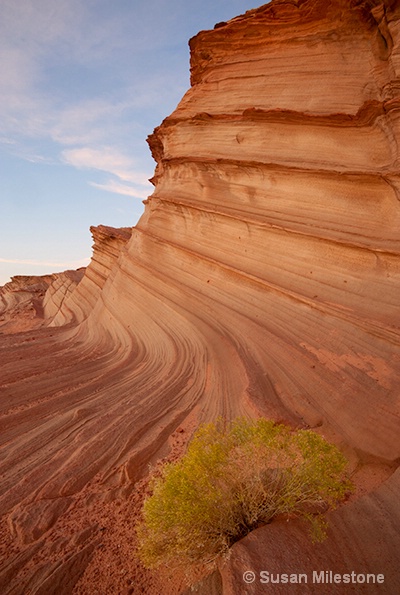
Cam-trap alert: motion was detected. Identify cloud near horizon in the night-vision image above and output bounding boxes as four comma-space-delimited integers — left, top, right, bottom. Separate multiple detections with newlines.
0, 257, 91, 269
90, 180, 151, 199
62, 146, 153, 198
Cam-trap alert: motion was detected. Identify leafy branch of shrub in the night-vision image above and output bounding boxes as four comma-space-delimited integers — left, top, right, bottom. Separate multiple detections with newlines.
136, 418, 353, 571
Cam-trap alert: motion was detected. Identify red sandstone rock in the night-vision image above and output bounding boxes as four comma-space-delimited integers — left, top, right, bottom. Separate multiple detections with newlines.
0, 1, 400, 593
47, 225, 132, 326
220, 468, 400, 594
0, 271, 84, 334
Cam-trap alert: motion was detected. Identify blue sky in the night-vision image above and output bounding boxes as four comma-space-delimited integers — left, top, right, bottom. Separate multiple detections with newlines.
0, 0, 263, 286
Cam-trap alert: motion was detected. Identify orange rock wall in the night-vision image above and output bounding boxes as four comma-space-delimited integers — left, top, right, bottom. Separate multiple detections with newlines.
72, 0, 400, 461
47, 225, 132, 326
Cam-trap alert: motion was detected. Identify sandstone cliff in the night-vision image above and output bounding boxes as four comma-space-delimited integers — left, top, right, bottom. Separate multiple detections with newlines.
46, 225, 132, 326
0, 271, 84, 334
0, 1, 400, 593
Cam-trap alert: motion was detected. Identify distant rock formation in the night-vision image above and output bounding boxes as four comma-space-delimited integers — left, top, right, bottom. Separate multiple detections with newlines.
0, 271, 84, 333
0, 0, 399, 593
0, 225, 131, 332
46, 225, 132, 326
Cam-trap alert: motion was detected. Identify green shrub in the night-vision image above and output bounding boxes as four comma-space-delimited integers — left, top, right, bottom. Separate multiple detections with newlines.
136, 418, 352, 571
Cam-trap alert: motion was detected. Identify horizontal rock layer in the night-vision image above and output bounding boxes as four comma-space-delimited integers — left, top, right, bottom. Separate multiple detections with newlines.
0, 0, 399, 593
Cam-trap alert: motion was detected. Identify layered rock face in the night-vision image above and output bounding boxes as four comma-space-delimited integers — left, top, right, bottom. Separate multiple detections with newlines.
1, 1, 400, 593
0, 225, 131, 332
142, 0, 400, 461
45, 225, 132, 326
0, 271, 84, 334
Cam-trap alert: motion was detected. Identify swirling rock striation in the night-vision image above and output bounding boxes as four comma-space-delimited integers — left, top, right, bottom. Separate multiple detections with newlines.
46, 225, 132, 326
0, 271, 84, 334
0, 0, 400, 593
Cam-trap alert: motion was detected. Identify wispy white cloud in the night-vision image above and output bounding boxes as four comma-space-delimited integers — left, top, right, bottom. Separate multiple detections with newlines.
61, 146, 145, 183
50, 100, 126, 146
0, 1, 152, 161
90, 180, 150, 199
0, 1, 82, 135
0, 0, 194, 210
62, 146, 152, 198
0, 137, 16, 146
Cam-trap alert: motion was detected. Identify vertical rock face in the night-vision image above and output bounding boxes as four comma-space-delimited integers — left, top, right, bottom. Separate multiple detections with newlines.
46, 225, 132, 326
1, 1, 400, 593
137, 0, 400, 461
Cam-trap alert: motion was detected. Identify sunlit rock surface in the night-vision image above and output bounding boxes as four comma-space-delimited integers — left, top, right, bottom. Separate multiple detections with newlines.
46, 225, 132, 326
0, 0, 399, 593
